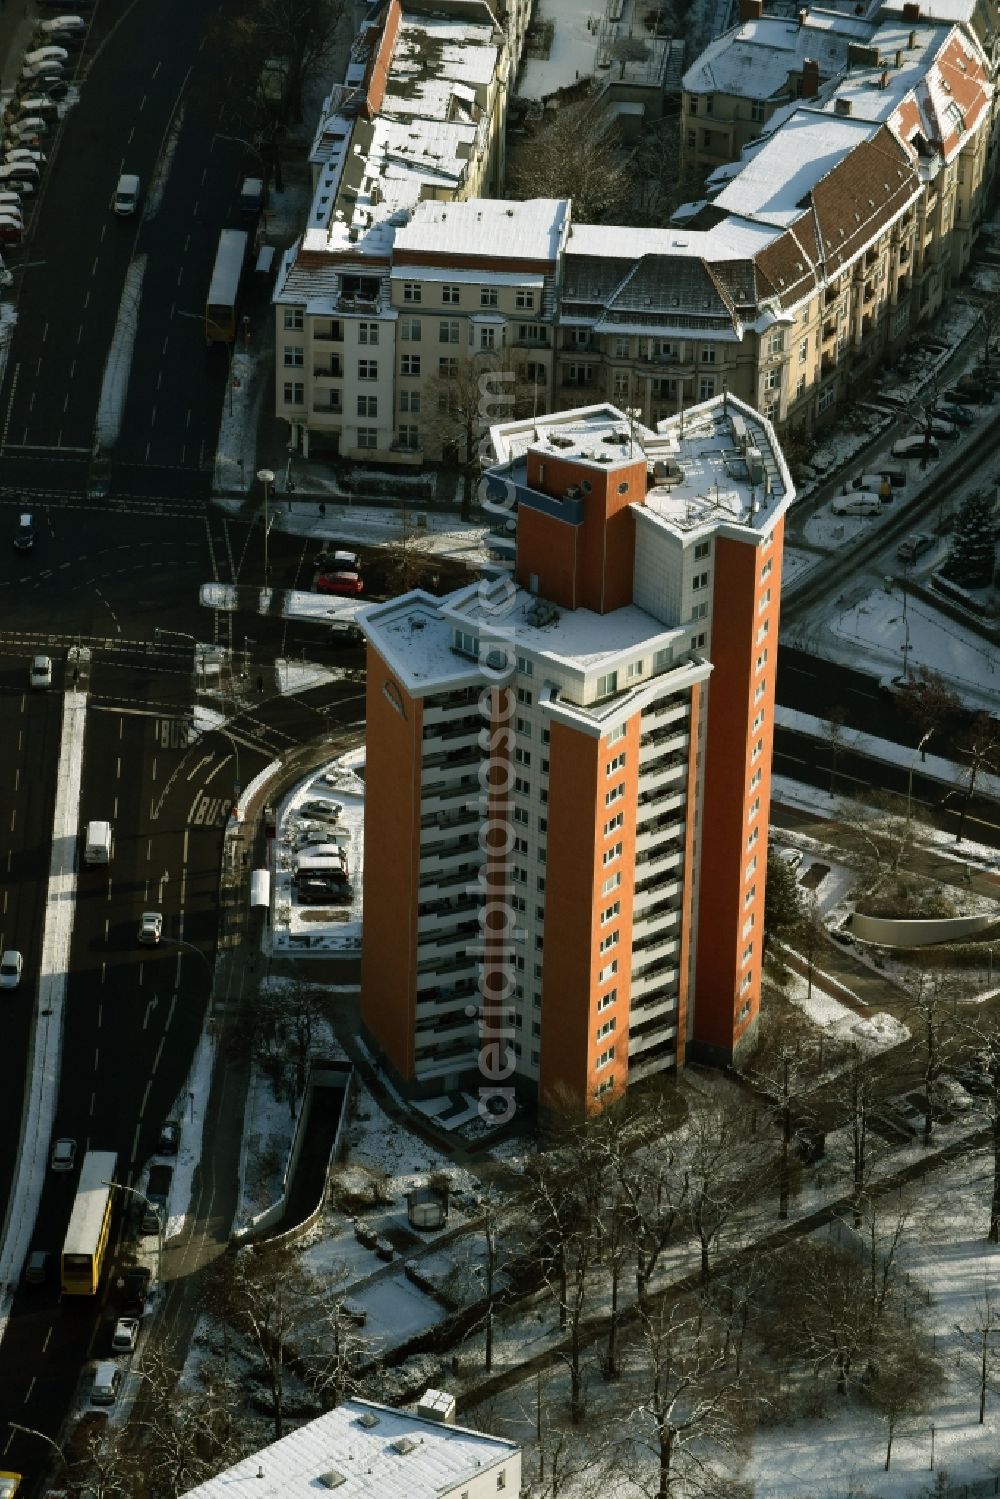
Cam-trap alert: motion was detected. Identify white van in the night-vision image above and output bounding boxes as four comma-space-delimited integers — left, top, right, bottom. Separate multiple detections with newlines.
84, 820, 113, 864
113, 173, 139, 216
91, 1360, 122, 1405
831, 492, 882, 516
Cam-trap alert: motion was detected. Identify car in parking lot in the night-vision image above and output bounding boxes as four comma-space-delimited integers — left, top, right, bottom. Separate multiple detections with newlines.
157, 1120, 180, 1155
0, 217, 23, 245
50, 1137, 77, 1172
892, 434, 940, 459
0, 165, 38, 192
897, 532, 935, 565
111, 1316, 139, 1353
947, 382, 993, 405
13, 95, 59, 121
934, 402, 974, 426
138, 911, 162, 945
0, 951, 22, 989
316, 571, 364, 596
4, 147, 47, 168
29, 655, 52, 688
300, 798, 342, 821
9, 117, 49, 140
13, 513, 34, 550
315, 548, 360, 572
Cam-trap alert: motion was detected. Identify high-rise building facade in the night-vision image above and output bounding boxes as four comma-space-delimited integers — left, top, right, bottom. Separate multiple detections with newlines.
359, 394, 794, 1115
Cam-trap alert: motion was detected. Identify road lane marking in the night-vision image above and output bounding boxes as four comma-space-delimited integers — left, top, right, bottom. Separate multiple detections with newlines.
152, 1036, 164, 1073
101, 961, 106, 984
186, 752, 213, 782
152, 755, 157, 783
90, 1091, 96, 1115
146, 838, 151, 861
104, 917, 109, 941
116, 755, 121, 779
42, 1328, 52, 1352
132, 1124, 140, 1162
140, 1080, 150, 1116
93, 1047, 99, 1071
113, 795, 118, 819
143, 1000, 153, 1031
166, 992, 177, 1028
42, 323, 48, 342
24, 1376, 35, 1403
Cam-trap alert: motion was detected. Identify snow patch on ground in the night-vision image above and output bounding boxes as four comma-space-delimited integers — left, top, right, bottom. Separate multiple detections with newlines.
515, 0, 601, 99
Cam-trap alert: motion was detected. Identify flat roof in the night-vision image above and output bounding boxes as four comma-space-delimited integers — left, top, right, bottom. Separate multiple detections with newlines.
361, 592, 481, 696
393, 197, 569, 263
62, 1150, 117, 1258
179, 1398, 519, 1499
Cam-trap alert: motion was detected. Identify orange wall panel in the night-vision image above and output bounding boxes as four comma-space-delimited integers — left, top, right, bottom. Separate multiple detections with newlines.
516, 506, 579, 609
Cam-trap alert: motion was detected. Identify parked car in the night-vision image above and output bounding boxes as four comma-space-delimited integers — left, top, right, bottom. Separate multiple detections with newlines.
0, 950, 23, 989
111, 1317, 139, 1353
300, 798, 343, 821
933, 402, 974, 426
51, 1137, 77, 1172
896, 532, 935, 565
922, 416, 958, 440
4, 148, 47, 167
122, 1265, 151, 1314
138, 911, 162, 945
19, 62, 64, 85
0, 166, 38, 192
157, 1120, 180, 1155
34, 15, 86, 40
16, 77, 67, 99
29, 655, 52, 688
844, 473, 894, 498
0, 192, 24, 213
11, 95, 60, 120
112, 173, 139, 216
24, 1249, 50, 1285
892, 434, 939, 459
315, 548, 360, 572
316, 571, 364, 596
13, 512, 34, 550
0, 218, 23, 245
8, 118, 48, 143
24, 45, 69, 64
947, 382, 994, 405
831, 492, 882, 516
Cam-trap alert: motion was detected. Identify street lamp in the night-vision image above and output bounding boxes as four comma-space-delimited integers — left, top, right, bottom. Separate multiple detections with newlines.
258, 468, 275, 586
906, 729, 935, 823
6, 1422, 68, 1476
102, 1181, 163, 1287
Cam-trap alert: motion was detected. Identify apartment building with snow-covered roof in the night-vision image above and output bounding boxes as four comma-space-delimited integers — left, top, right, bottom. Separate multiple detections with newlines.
359, 393, 794, 1113
680, 0, 878, 173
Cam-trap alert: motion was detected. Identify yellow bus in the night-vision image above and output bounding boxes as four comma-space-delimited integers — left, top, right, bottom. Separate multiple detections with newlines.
61, 1150, 118, 1295
0, 1471, 22, 1499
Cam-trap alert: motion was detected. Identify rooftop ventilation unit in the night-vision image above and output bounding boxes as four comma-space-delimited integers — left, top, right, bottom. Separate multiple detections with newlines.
391, 1437, 418, 1456
318, 1472, 347, 1490
547, 432, 574, 448
731, 414, 749, 451
746, 446, 765, 486
358, 1412, 380, 1428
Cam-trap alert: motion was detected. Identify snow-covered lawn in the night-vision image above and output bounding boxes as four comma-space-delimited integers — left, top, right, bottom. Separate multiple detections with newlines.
515, 0, 601, 99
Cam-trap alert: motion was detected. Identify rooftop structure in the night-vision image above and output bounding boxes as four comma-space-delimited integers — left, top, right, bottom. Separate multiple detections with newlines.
682, 9, 875, 100
179, 1397, 520, 1499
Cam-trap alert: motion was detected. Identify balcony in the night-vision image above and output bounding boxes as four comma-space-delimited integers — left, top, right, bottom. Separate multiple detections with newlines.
313, 357, 342, 378
821, 350, 836, 375
630, 964, 679, 999
313, 320, 343, 342
312, 399, 342, 415
822, 320, 837, 345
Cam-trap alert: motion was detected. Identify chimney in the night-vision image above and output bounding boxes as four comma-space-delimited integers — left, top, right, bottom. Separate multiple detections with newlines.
835, 96, 853, 115
902, 1, 920, 19
880, 69, 890, 87
895, 49, 903, 66
797, 6, 807, 24
801, 58, 821, 97
737, 0, 763, 20
908, 27, 917, 45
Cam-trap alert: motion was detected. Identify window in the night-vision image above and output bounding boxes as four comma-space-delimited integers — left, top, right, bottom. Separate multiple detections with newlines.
399, 319, 420, 342
798, 338, 808, 363
439, 320, 460, 344
596, 1046, 616, 1071
281, 380, 305, 407
514, 836, 529, 855
480, 287, 498, 308
692, 571, 709, 591
517, 655, 534, 676
513, 806, 529, 826
480, 326, 497, 351
686, 130, 696, 148
704, 94, 714, 114
397, 425, 419, 449
603, 842, 622, 867
751, 98, 765, 122
767, 331, 784, 356
515, 288, 534, 309
596, 671, 618, 698
701, 345, 716, 364
512, 866, 527, 885
604, 812, 623, 836
440, 285, 460, 306
747, 825, 759, 850
599, 960, 618, 982
760, 558, 773, 581
602, 871, 621, 896
796, 374, 807, 398
400, 355, 421, 376
516, 687, 533, 705
402, 282, 421, 303
607, 752, 626, 775
283, 307, 304, 330
605, 783, 624, 808
745, 884, 757, 907
454, 629, 475, 655
699, 376, 716, 400
514, 747, 531, 766
601, 901, 621, 925
596, 1016, 616, 1041
742, 942, 754, 966
695, 540, 711, 560
517, 323, 547, 345
595, 1077, 615, 1100
515, 717, 531, 736
359, 321, 379, 345
759, 587, 772, 613
439, 356, 458, 378
597, 988, 617, 1011
746, 854, 758, 879
627, 660, 644, 680
358, 359, 378, 380
606, 723, 627, 745
599, 931, 619, 955
498, 1473, 507, 1491
357, 395, 377, 418
283, 346, 304, 367
764, 367, 781, 391
514, 776, 530, 794
756, 618, 770, 644
399, 390, 420, 413
356, 427, 378, 450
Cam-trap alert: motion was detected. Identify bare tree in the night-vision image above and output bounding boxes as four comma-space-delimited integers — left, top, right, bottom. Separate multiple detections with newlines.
625, 1294, 747, 1498
895, 665, 962, 749
953, 712, 1000, 844
866, 1327, 942, 1470
423, 353, 535, 515
255, 980, 332, 1109
507, 99, 631, 223
954, 1282, 1000, 1423
234, 0, 346, 124
898, 974, 960, 1146
681, 1091, 771, 1282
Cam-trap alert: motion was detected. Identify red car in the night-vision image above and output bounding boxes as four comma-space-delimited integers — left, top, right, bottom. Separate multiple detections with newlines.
316, 570, 364, 596
0, 216, 23, 244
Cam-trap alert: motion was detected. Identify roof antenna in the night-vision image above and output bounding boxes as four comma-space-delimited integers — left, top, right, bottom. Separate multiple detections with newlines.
722, 376, 729, 417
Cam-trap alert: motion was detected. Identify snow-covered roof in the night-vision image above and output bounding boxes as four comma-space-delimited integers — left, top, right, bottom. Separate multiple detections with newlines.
712, 108, 881, 226
393, 197, 570, 263
361, 592, 481, 696
682, 10, 875, 98
564, 217, 780, 263
178, 1398, 519, 1499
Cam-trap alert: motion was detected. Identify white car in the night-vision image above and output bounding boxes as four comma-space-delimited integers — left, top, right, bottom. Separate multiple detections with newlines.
111, 1316, 139, 1353
30, 655, 52, 688
138, 911, 162, 945
51, 1137, 77, 1171
0, 950, 23, 989
300, 797, 343, 821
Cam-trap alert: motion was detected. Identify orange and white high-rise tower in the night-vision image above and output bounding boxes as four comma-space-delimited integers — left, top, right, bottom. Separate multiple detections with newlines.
360, 394, 793, 1115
